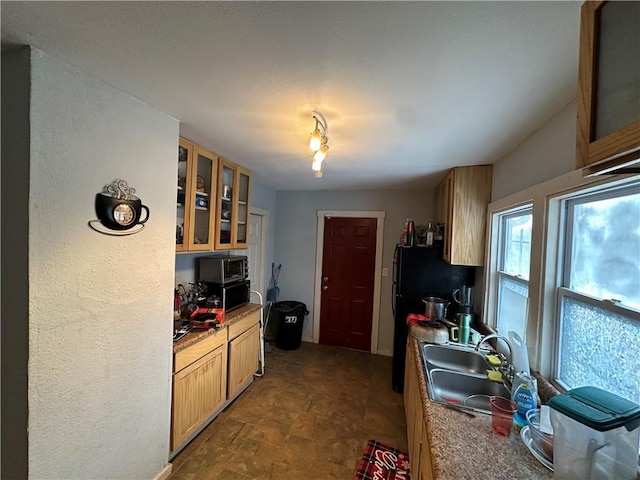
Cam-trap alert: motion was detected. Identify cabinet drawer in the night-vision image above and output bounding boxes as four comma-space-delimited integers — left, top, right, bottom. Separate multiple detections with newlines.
174, 329, 226, 373
227, 309, 260, 341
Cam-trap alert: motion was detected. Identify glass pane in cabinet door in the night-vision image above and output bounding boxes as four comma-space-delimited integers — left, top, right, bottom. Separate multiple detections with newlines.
236, 171, 250, 244
595, 2, 640, 140
219, 164, 234, 246
176, 144, 189, 249
192, 153, 213, 246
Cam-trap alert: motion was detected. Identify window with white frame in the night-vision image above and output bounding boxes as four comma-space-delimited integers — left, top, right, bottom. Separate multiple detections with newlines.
495, 206, 533, 339
555, 183, 640, 404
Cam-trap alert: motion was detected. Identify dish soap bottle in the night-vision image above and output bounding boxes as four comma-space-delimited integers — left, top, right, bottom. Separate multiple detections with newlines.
511, 371, 538, 432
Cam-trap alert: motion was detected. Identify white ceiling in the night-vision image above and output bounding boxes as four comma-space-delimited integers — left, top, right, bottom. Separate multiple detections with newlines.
1, 1, 581, 191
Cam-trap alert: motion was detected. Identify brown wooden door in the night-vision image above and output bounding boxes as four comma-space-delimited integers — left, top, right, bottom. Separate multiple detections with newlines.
319, 217, 377, 351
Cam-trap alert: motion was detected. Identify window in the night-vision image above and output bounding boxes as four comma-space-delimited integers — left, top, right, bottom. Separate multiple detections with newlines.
495, 207, 532, 338
556, 183, 640, 403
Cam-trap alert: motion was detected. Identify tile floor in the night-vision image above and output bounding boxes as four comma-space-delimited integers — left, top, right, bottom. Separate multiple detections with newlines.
168, 342, 408, 479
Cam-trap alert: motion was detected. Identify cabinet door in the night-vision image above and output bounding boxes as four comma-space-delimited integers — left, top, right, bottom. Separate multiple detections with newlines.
404, 340, 423, 478
234, 167, 251, 248
404, 343, 414, 458
227, 323, 259, 399
419, 424, 434, 480
176, 138, 194, 252
215, 158, 236, 249
577, 1, 640, 174
441, 166, 492, 266
172, 345, 227, 449
187, 146, 218, 251
442, 171, 454, 264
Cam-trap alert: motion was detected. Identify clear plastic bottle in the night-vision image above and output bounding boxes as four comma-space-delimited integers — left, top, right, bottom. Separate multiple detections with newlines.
511, 371, 538, 432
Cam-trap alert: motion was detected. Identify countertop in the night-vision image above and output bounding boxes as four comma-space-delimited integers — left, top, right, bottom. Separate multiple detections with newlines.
173, 303, 261, 354
409, 329, 553, 479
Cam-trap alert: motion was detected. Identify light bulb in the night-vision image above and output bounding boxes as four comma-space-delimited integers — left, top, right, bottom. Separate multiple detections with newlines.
311, 158, 323, 171
309, 129, 322, 151
313, 143, 328, 162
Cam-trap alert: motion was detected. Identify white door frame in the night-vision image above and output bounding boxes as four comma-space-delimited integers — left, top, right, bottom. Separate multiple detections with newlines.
242, 206, 269, 301
313, 210, 385, 354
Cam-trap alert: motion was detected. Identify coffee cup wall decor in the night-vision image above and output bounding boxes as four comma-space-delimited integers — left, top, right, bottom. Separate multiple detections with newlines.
88, 179, 150, 236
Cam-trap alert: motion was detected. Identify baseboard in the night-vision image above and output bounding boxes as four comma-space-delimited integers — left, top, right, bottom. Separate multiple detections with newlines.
151, 463, 172, 480
301, 336, 315, 343
376, 349, 392, 357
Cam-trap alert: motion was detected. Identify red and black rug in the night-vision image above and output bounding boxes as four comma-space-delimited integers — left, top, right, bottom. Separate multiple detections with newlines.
354, 439, 410, 480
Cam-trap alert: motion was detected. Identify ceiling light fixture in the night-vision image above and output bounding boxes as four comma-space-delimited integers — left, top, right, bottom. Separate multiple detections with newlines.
309, 112, 329, 178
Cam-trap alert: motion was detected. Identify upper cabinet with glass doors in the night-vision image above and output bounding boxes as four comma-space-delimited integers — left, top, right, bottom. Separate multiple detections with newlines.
215, 158, 252, 250
176, 137, 218, 252
576, 1, 640, 175
235, 167, 251, 248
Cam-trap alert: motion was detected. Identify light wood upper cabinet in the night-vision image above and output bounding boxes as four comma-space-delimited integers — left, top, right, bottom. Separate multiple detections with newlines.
215, 158, 252, 250
576, 1, 640, 176
234, 167, 252, 249
176, 138, 193, 252
176, 138, 218, 252
436, 165, 492, 266
176, 137, 252, 252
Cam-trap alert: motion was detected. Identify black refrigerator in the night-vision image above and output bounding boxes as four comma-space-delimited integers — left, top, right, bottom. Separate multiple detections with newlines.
392, 244, 476, 393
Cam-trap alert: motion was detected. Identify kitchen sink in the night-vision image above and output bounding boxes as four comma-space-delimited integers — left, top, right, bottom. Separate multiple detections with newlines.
421, 343, 491, 375
419, 342, 511, 415
427, 368, 511, 414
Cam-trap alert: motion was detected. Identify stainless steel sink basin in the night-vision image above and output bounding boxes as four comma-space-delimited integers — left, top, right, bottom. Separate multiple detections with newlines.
421, 343, 490, 375
418, 342, 510, 414
427, 368, 511, 414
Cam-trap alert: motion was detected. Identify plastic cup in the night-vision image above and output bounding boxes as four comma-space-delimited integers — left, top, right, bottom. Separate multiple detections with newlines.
490, 396, 517, 436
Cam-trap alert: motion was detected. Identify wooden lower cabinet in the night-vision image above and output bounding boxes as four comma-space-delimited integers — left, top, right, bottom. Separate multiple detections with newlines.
404, 340, 434, 480
172, 343, 227, 449
171, 307, 261, 455
418, 427, 434, 480
227, 323, 260, 399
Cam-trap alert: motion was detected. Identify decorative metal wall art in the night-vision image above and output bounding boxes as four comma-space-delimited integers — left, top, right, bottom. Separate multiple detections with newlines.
88, 179, 150, 236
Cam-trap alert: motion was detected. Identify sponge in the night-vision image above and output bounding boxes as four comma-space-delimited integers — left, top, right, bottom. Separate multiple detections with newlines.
485, 355, 502, 367
486, 370, 503, 383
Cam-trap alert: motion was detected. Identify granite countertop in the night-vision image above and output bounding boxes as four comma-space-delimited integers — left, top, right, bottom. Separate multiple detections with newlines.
409, 330, 552, 479
173, 303, 262, 354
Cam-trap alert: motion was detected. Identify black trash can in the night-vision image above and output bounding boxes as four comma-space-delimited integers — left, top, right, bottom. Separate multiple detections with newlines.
273, 301, 308, 350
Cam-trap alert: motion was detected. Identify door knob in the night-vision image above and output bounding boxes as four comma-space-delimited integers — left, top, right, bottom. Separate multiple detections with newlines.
322, 285, 328, 291
322, 276, 328, 281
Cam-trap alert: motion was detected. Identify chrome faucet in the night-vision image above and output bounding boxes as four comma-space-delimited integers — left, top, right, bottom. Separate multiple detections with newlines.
475, 334, 515, 390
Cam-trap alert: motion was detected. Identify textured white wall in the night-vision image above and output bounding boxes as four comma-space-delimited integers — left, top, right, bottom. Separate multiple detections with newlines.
274, 189, 436, 353
27, 49, 178, 479
492, 100, 577, 201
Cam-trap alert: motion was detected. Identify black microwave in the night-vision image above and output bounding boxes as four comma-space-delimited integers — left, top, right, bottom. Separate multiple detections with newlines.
203, 280, 250, 313
198, 255, 248, 285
